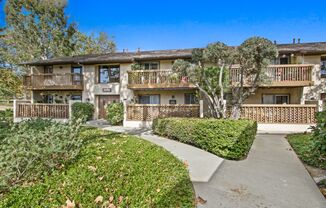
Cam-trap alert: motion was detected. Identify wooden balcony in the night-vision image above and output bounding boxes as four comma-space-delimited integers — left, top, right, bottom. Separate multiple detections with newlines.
127, 70, 196, 89
127, 104, 200, 121
23, 73, 83, 90
230, 64, 314, 87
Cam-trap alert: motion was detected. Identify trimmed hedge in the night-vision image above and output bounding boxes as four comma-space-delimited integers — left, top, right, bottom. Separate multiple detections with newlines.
71, 102, 94, 122
152, 118, 257, 160
106, 102, 124, 125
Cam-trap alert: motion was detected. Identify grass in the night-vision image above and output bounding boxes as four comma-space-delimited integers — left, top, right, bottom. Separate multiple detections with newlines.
0, 128, 195, 207
287, 133, 326, 170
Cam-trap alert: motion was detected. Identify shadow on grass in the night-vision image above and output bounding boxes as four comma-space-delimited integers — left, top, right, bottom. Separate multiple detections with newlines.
151, 177, 196, 207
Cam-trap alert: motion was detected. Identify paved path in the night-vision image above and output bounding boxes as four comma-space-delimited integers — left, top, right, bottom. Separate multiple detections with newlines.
194, 134, 326, 208
100, 125, 224, 182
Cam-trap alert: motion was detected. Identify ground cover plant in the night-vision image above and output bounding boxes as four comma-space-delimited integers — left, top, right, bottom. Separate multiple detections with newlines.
0, 124, 194, 207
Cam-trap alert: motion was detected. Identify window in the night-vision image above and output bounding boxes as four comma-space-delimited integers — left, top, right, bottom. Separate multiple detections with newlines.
143, 62, 159, 70
98, 65, 120, 84
139, 95, 160, 104
321, 93, 326, 101
185, 93, 197, 104
44, 65, 53, 74
71, 66, 82, 85
262, 94, 289, 104
71, 95, 82, 101
321, 57, 326, 78
71, 66, 82, 74
280, 57, 289, 65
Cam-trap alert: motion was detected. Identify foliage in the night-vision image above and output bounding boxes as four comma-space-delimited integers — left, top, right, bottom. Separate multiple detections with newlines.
172, 37, 277, 119
287, 133, 326, 169
73, 32, 116, 55
0, 68, 22, 99
311, 109, 326, 165
153, 117, 257, 160
0, 129, 195, 207
230, 37, 278, 119
106, 102, 124, 125
0, 109, 13, 141
130, 63, 144, 70
0, 118, 83, 192
71, 102, 94, 122
1, 0, 116, 72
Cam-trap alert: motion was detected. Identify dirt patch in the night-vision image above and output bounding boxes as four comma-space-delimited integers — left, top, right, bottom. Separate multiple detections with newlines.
305, 165, 326, 198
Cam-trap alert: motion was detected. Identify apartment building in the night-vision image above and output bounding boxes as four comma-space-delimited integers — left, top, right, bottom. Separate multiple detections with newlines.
19, 41, 326, 126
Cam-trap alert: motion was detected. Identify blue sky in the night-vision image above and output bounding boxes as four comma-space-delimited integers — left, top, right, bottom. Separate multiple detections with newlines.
1, 0, 326, 51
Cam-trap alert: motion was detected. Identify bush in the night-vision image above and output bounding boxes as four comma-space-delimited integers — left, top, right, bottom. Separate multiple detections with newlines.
312, 110, 326, 154
153, 118, 257, 160
0, 109, 13, 141
0, 129, 195, 207
106, 102, 123, 125
287, 133, 326, 169
71, 102, 94, 122
0, 119, 83, 192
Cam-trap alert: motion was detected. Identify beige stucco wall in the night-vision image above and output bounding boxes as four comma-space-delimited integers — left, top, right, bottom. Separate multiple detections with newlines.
303, 65, 326, 101
245, 87, 303, 104
133, 90, 196, 104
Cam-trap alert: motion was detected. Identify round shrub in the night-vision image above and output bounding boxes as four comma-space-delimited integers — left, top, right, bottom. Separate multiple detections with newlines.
71, 102, 94, 122
106, 102, 124, 125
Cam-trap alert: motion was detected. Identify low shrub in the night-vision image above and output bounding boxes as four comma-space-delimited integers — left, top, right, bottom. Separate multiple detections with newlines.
0, 109, 13, 142
287, 133, 326, 169
0, 129, 194, 207
311, 109, 326, 158
106, 102, 123, 125
0, 118, 83, 192
71, 102, 94, 122
153, 117, 257, 160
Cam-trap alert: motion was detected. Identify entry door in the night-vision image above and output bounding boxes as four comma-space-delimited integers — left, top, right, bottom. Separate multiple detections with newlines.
98, 95, 120, 119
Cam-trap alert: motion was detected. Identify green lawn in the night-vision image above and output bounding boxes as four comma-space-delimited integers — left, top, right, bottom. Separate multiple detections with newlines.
0, 128, 195, 207
287, 133, 326, 170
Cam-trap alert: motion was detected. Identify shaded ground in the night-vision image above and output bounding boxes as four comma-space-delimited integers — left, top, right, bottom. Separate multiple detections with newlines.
194, 134, 326, 208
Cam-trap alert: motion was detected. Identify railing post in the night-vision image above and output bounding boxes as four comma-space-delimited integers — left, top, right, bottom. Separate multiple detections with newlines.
123, 100, 128, 125
318, 100, 324, 112
199, 100, 204, 118
13, 99, 17, 122
68, 100, 74, 120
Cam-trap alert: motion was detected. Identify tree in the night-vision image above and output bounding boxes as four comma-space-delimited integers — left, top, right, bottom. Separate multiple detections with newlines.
0, 68, 22, 99
73, 32, 115, 55
172, 37, 277, 119
229, 37, 278, 119
173, 42, 234, 118
1, 0, 116, 71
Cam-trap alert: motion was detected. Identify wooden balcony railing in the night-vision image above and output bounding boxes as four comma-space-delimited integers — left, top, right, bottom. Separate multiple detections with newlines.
233, 104, 317, 124
127, 104, 200, 121
127, 70, 195, 89
23, 73, 83, 90
16, 103, 69, 119
230, 64, 314, 87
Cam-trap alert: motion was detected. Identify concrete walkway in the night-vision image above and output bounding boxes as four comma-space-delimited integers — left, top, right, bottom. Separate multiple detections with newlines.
194, 134, 326, 208
101, 125, 224, 183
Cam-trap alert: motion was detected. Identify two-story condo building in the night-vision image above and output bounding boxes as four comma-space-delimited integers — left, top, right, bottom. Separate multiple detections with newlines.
18, 41, 326, 126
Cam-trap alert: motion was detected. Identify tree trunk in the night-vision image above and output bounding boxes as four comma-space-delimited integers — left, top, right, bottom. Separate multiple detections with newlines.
230, 103, 241, 120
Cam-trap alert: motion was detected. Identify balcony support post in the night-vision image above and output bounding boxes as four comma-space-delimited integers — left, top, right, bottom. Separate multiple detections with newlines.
199, 100, 204, 118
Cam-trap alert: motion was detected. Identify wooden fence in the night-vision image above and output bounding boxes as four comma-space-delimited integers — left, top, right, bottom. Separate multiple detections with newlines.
16, 103, 69, 119
127, 104, 200, 121
236, 104, 317, 124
